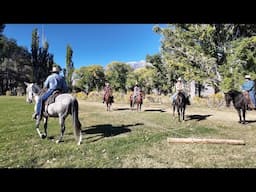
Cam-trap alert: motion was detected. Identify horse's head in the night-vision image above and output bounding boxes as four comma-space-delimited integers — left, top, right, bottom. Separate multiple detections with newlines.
24, 82, 40, 104
224, 91, 233, 107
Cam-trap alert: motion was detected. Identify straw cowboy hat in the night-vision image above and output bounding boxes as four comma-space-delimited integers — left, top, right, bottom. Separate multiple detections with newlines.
245, 75, 251, 79
51, 66, 61, 73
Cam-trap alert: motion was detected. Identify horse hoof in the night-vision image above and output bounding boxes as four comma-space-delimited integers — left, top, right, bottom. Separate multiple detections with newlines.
41, 134, 47, 139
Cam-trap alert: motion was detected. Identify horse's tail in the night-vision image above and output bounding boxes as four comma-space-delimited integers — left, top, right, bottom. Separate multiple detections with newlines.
71, 98, 82, 140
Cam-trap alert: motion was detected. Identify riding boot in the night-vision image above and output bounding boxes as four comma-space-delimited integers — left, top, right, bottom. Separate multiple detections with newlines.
32, 113, 38, 120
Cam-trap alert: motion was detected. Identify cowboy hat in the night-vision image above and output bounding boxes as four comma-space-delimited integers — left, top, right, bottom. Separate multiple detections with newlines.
51, 66, 61, 73
245, 75, 251, 79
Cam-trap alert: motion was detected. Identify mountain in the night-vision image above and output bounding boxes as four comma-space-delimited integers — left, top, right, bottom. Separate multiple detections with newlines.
126, 60, 152, 69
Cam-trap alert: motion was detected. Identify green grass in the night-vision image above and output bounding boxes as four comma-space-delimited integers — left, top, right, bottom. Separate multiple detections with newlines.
1, 96, 256, 168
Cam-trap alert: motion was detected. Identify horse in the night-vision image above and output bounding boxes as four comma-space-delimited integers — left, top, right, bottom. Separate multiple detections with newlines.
24, 82, 82, 145
224, 90, 247, 124
130, 91, 144, 111
103, 89, 114, 111
172, 91, 186, 122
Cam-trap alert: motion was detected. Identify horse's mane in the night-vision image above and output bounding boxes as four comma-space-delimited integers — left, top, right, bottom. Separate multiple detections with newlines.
31, 83, 41, 93
227, 90, 242, 98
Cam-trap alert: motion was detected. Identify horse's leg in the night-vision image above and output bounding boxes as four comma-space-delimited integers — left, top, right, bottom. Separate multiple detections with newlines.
56, 116, 66, 143
172, 103, 175, 119
178, 107, 181, 122
41, 116, 48, 139
35, 118, 43, 138
182, 107, 185, 122
242, 108, 246, 124
237, 109, 242, 123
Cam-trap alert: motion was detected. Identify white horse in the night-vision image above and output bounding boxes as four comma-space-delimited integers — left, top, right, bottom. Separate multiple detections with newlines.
25, 82, 82, 145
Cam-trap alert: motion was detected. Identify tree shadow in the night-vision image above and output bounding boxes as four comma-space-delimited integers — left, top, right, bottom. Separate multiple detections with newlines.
81, 123, 144, 142
144, 109, 166, 113
186, 114, 212, 121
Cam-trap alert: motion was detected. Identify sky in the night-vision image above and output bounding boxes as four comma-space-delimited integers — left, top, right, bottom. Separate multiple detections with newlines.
3, 24, 164, 70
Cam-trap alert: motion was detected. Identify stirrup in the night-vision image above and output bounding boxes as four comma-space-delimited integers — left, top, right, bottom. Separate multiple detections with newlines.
32, 113, 38, 120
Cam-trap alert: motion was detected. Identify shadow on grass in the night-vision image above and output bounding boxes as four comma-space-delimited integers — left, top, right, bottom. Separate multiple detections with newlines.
186, 114, 212, 121
242, 120, 256, 124
144, 109, 166, 112
82, 123, 144, 142
113, 107, 131, 111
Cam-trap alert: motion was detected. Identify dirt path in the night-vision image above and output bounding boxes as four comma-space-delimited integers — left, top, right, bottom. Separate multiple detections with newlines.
80, 100, 256, 124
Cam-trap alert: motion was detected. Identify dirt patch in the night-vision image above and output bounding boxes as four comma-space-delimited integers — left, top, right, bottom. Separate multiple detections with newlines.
79, 100, 256, 124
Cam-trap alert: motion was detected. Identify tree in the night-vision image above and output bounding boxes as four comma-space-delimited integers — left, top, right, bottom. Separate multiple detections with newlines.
105, 61, 132, 93
146, 53, 171, 94
30, 28, 54, 86
154, 24, 256, 94
76, 65, 105, 92
66, 44, 74, 90
0, 35, 31, 94
31, 28, 39, 84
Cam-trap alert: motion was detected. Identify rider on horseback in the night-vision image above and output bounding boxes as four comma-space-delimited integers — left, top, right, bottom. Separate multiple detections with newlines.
103, 82, 114, 103
241, 74, 256, 110
132, 83, 141, 104
171, 77, 190, 105
32, 65, 69, 121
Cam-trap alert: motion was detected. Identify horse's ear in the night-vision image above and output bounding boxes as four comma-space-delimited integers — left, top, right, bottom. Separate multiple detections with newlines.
24, 82, 29, 86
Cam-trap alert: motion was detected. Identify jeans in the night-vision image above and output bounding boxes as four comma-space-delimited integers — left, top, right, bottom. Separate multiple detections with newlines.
35, 89, 55, 117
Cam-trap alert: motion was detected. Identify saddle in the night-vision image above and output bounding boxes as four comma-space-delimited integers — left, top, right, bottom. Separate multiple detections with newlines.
243, 91, 255, 110
42, 90, 61, 116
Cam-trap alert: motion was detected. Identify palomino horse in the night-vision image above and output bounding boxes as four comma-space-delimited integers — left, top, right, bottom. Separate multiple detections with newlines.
103, 89, 114, 111
130, 91, 144, 111
25, 82, 82, 145
172, 91, 187, 122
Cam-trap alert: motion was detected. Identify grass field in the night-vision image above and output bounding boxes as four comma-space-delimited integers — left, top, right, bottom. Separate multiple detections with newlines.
1, 96, 256, 168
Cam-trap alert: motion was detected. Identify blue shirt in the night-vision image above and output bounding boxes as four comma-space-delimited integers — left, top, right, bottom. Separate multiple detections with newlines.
44, 73, 68, 92
242, 80, 255, 93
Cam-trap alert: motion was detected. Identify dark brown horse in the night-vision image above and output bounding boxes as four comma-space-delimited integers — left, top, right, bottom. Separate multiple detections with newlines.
172, 91, 186, 122
224, 90, 247, 124
104, 89, 114, 111
130, 91, 144, 111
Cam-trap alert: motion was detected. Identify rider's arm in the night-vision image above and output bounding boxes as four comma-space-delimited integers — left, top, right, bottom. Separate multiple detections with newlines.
43, 76, 51, 89
61, 76, 69, 93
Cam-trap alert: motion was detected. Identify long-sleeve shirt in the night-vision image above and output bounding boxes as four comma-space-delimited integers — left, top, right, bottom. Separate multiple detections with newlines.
133, 86, 140, 96
242, 80, 255, 93
44, 73, 68, 93
175, 82, 184, 92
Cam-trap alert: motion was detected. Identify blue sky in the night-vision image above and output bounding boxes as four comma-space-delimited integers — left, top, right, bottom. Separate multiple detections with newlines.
3, 24, 164, 70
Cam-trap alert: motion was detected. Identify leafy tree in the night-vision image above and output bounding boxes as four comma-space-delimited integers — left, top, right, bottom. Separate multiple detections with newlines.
30, 28, 54, 86
76, 65, 105, 92
105, 61, 132, 93
31, 28, 39, 83
154, 24, 256, 94
0, 35, 31, 94
146, 53, 171, 94
65, 44, 74, 90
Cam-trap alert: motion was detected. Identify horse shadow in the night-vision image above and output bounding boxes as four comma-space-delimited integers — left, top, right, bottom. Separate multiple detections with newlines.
186, 114, 212, 121
244, 120, 256, 124
113, 107, 130, 111
144, 109, 166, 112
82, 123, 144, 142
